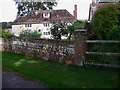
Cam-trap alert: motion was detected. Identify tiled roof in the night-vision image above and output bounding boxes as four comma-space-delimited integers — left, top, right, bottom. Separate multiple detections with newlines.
13, 9, 76, 25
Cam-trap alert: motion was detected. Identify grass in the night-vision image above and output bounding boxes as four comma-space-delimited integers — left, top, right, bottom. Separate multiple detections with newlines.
2, 51, 119, 88
86, 55, 119, 65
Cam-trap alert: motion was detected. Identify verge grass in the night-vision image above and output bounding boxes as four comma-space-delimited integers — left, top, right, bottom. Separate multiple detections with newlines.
2, 51, 119, 88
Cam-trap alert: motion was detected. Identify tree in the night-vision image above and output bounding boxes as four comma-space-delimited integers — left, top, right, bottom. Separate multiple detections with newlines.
14, 0, 58, 18
2, 22, 7, 29
1, 22, 12, 29
51, 22, 68, 39
7, 22, 12, 28
67, 20, 87, 40
91, 4, 120, 40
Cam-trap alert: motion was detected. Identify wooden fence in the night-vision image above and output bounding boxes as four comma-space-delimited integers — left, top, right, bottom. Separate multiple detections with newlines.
85, 40, 120, 68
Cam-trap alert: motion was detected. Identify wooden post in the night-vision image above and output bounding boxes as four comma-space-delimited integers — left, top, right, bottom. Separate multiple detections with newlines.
74, 29, 87, 66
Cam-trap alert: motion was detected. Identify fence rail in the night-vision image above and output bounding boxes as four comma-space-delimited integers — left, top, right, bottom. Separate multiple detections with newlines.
86, 40, 120, 44
85, 62, 120, 68
86, 39, 120, 68
86, 52, 120, 56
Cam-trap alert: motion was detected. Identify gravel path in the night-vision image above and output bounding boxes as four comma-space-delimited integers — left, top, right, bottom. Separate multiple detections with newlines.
2, 71, 48, 89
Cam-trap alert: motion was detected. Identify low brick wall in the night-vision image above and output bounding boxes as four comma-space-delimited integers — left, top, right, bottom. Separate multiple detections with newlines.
2, 37, 76, 64
1, 30, 86, 66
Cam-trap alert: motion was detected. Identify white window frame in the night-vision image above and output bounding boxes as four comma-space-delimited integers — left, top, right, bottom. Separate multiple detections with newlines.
25, 24, 32, 27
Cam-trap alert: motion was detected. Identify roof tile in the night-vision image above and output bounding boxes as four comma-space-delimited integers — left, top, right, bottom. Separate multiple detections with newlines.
13, 9, 76, 25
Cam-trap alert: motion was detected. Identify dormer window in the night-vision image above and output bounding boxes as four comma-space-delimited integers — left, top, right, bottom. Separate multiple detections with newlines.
43, 12, 50, 18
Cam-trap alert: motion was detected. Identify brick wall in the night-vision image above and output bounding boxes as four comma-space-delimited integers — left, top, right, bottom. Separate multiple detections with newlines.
1, 30, 86, 66
3, 37, 76, 64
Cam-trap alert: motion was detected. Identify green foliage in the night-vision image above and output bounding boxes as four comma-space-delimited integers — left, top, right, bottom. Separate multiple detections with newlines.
86, 55, 119, 65
106, 26, 120, 40
87, 44, 120, 53
20, 30, 41, 38
67, 25, 75, 40
87, 4, 120, 65
1, 22, 7, 29
67, 20, 87, 40
72, 20, 87, 29
2, 51, 119, 88
51, 22, 68, 39
51, 20, 87, 40
0, 29, 2, 37
15, 0, 58, 17
1, 22, 12, 29
91, 4, 120, 40
0, 29, 14, 39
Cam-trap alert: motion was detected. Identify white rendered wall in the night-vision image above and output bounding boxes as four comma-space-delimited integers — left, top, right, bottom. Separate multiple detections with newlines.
12, 22, 53, 39
12, 24, 25, 36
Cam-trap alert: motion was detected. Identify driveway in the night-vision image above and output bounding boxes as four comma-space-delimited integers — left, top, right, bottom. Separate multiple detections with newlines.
2, 71, 48, 89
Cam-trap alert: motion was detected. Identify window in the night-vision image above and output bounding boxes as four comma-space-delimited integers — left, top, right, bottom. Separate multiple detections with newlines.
29, 24, 32, 27
43, 23, 49, 27
48, 32, 50, 35
48, 23, 49, 27
44, 32, 46, 35
43, 23, 46, 27
25, 24, 28, 27
45, 13, 48, 16
25, 24, 32, 27
43, 12, 51, 18
43, 32, 51, 35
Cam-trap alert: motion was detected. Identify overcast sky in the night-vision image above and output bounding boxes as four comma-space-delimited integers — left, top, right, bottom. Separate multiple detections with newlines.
0, 0, 92, 22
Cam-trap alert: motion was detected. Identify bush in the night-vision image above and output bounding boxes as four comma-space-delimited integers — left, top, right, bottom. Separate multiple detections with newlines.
20, 30, 41, 38
0, 29, 14, 39
106, 26, 120, 40
67, 20, 87, 40
51, 22, 68, 39
91, 4, 120, 40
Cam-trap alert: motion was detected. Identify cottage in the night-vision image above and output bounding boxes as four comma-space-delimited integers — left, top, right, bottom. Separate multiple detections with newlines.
12, 8, 77, 39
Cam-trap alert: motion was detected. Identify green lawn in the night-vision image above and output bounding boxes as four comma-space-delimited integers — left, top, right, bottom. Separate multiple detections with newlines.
2, 51, 119, 88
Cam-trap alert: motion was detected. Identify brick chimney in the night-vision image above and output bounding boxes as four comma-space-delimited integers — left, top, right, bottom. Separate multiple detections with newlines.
73, 5, 77, 19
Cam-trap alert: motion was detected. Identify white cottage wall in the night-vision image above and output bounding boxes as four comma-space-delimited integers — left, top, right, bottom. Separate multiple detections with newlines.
12, 23, 53, 39
12, 24, 25, 36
